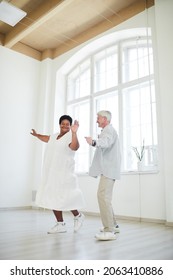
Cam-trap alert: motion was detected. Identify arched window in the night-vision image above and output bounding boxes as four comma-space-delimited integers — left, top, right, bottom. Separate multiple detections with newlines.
57, 28, 158, 173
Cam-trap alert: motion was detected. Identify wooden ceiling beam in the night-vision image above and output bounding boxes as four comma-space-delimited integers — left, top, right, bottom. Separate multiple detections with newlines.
4, 0, 75, 48
11, 42, 42, 60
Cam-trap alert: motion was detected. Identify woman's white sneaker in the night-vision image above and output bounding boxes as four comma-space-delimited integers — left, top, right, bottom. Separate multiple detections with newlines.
74, 213, 85, 232
47, 222, 67, 234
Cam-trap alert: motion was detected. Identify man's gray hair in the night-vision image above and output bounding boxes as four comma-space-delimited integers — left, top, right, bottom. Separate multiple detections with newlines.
97, 110, 112, 122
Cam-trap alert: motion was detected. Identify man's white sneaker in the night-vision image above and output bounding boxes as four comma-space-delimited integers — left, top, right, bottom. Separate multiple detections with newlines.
100, 224, 120, 233
47, 222, 66, 234
74, 213, 85, 232
95, 232, 117, 241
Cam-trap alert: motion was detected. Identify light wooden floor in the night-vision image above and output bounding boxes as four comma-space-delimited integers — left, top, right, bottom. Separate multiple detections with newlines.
0, 209, 173, 260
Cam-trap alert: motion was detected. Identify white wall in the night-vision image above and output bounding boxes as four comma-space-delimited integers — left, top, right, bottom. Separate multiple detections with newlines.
0, 46, 40, 207
154, 0, 173, 223
31, 59, 56, 196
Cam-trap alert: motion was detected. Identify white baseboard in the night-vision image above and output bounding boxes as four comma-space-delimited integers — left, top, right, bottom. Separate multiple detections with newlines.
0, 207, 171, 226
0, 206, 32, 211
83, 211, 167, 225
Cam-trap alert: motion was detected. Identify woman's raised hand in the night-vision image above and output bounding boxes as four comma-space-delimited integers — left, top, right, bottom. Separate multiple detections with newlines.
71, 120, 79, 133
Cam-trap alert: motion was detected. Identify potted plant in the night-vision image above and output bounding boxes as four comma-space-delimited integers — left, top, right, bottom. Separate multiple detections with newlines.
132, 140, 145, 171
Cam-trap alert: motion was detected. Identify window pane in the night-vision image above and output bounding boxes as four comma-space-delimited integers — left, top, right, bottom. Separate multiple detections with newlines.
67, 59, 90, 101
122, 39, 153, 83
94, 46, 118, 92
122, 81, 157, 170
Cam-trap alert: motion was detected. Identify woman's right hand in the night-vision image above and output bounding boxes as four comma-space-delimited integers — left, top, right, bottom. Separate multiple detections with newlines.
30, 129, 50, 142
30, 129, 37, 137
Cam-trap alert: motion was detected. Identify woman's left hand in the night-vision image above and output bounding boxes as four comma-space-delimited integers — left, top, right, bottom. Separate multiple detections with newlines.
71, 120, 79, 133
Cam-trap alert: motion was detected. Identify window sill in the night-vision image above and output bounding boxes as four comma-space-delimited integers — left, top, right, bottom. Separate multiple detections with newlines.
76, 169, 159, 176
122, 169, 159, 175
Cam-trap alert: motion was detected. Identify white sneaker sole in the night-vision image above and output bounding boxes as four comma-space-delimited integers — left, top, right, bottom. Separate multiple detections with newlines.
95, 233, 117, 241
47, 230, 67, 234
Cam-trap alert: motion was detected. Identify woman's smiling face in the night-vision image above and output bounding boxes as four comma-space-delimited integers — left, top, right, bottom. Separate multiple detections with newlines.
60, 119, 71, 135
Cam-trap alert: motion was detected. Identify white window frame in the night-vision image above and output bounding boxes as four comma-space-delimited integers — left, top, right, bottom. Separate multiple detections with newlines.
62, 33, 158, 174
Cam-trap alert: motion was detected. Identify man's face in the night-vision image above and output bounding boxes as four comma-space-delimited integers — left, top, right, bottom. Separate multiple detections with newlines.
96, 115, 106, 128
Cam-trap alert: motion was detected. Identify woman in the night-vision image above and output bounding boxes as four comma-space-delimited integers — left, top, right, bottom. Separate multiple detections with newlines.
31, 115, 85, 233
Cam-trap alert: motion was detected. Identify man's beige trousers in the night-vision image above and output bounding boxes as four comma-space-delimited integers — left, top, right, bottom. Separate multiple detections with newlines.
97, 175, 116, 232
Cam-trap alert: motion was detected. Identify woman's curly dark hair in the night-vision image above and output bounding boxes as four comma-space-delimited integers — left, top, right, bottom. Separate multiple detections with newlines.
59, 115, 72, 125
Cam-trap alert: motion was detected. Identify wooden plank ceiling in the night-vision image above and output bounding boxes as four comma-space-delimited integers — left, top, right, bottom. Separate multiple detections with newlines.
0, 0, 154, 61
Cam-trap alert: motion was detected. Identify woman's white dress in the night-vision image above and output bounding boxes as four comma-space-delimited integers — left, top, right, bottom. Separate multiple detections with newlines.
36, 131, 85, 211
